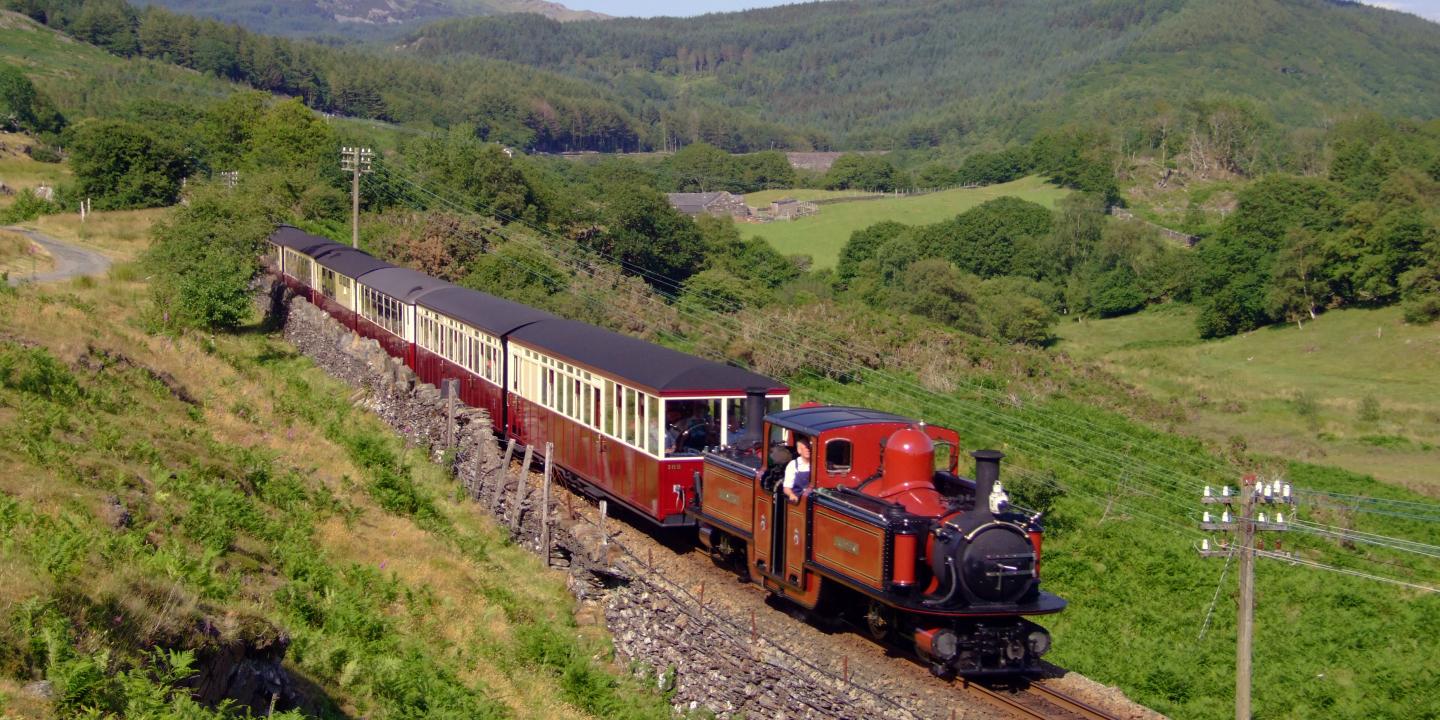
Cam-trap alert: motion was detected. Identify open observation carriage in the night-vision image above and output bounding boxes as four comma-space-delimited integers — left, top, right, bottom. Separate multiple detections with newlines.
265, 225, 1063, 676
691, 393, 1065, 675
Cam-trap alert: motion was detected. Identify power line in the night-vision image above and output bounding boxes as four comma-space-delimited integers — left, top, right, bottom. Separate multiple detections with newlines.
1256, 549, 1440, 594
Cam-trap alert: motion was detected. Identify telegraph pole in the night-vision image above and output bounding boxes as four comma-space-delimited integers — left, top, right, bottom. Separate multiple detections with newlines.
1235, 477, 1256, 720
1199, 474, 1295, 720
340, 147, 373, 248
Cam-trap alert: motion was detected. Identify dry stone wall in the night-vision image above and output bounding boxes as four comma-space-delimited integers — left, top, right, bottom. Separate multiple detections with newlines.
263, 279, 924, 719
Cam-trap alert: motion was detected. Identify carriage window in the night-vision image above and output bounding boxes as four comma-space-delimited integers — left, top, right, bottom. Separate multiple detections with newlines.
825, 439, 852, 474
624, 388, 637, 445
646, 395, 660, 455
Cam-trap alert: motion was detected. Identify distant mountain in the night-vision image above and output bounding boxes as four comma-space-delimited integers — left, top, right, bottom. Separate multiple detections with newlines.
137, 0, 607, 39
399, 0, 1440, 146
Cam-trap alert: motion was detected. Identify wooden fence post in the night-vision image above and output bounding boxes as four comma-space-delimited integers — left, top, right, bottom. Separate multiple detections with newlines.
491, 439, 516, 509
540, 442, 553, 564
509, 444, 533, 530
443, 379, 457, 448
598, 500, 608, 552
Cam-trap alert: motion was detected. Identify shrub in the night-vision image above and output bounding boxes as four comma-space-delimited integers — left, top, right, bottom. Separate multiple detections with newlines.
0, 188, 59, 224
1402, 292, 1440, 324
0, 344, 82, 404
144, 182, 274, 330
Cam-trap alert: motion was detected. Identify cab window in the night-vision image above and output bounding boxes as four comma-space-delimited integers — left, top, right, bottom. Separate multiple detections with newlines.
824, 439, 852, 474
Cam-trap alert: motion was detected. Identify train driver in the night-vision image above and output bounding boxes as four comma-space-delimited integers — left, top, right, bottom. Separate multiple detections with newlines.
782, 436, 812, 503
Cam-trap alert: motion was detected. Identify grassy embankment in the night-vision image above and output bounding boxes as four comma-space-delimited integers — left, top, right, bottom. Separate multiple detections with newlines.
739, 176, 1068, 268
0, 230, 51, 276
1055, 303, 1440, 497
0, 223, 675, 719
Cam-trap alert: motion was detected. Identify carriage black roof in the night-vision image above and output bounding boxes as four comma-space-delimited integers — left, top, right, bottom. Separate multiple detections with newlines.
312, 246, 393, 278
268, 225, 345, 256
509, 318, 785, 394
767, 406, 913, 434
357, 267, 452, 302
417, 287, 556, 336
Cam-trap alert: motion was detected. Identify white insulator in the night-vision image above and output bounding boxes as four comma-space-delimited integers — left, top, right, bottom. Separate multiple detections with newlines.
1223, 485, 1233, 497
1263, 482, 1274, 498
1258, 512, 1268, 524
1283, 483, 1292, 498
1222, 510, 1232, 523
1276, 512, 1285, 524
1203, 511, 1212, 523
1204, 485, 1212, 497
1202, 538, 1211, 551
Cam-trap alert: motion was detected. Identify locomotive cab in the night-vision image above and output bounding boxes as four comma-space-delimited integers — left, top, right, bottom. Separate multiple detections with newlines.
692, 403, 1066, 676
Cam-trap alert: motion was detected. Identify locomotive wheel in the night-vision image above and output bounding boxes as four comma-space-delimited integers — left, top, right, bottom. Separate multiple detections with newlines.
864, 600, 894, 641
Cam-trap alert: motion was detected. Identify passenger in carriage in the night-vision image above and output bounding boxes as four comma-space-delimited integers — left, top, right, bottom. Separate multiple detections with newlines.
664, 407, 684, 454
782, 436, 813, 503
666, 401, 716, 456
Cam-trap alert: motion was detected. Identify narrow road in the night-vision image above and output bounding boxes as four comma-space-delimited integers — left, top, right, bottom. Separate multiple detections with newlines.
4, 225, 111, 286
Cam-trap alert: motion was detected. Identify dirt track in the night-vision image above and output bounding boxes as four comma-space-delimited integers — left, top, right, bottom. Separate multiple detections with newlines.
4, 225, 111, 285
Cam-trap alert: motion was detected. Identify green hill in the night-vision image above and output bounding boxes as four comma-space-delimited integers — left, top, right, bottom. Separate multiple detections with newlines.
399, 0, 1440, 147
0, 11, 241, 120
139, 0, 606, 39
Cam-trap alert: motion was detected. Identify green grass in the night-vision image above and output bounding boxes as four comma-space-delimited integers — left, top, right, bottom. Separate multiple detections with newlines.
1054, 304, 1440, 495
0, 267, 673, 718
742, 188, 879, 205
739, 176, 1069, 268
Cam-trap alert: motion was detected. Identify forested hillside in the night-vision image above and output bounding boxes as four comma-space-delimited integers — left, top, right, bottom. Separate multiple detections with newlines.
401, 0, 1440, 148
1, 0, 661, 152
139, 0, 605, 39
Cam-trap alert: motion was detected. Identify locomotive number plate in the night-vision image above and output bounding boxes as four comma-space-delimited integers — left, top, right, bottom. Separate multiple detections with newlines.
718, 489, 740, 504
832, 537, 861, 555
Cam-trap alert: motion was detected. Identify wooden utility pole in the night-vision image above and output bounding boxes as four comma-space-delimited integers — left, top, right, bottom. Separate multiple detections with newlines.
1235, 476, 1256, 720
1199, 475, 1296, 720
340, 147, 373, 248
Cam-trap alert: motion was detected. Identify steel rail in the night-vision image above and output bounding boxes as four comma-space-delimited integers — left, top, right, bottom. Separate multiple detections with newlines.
1028, 681, 1121, 720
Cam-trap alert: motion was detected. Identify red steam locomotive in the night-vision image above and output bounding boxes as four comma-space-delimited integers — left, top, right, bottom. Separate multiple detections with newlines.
267, 226, 1063, 676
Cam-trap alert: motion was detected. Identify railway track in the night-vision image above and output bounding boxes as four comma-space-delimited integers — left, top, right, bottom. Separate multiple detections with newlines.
960, 678, 1122, 720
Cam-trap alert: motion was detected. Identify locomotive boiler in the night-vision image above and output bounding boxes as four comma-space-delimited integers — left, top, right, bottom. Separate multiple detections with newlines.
691, 392, 1065, 676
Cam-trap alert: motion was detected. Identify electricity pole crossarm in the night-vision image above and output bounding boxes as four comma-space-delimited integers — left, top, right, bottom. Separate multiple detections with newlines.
1197, 476, 1297, 720
340, 147, 374, 248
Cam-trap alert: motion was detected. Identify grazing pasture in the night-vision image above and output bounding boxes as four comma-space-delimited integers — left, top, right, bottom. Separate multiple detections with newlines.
739, 176, 1068, 268
1056, 304, 1440, 495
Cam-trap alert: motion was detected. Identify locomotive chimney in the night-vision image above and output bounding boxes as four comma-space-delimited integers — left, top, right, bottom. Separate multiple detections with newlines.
972, 450, 1003, 512
735, 386, 768, 450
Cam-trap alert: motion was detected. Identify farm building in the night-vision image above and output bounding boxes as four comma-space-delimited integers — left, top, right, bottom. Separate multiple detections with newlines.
666, 191, 752, 218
